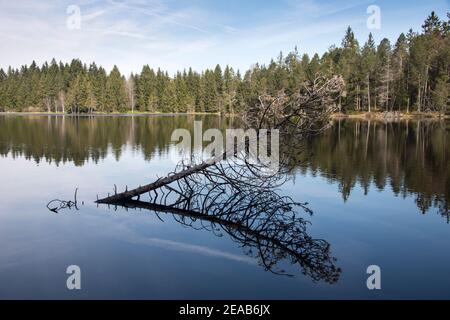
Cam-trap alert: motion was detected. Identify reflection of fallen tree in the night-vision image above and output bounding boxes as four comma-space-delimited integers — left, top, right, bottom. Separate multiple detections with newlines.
96, 75, 344, 282
112, 200, 340, 283
98, 139, 341, 282
102, 175, 341, 282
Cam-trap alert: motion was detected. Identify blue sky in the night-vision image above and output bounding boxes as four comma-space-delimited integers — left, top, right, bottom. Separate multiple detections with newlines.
0, 0, 448, 75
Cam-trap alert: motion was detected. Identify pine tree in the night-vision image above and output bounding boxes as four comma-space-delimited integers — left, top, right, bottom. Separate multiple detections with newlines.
43, 59, 60, 112
137, 65, 156, 112
376, 38, 393, 111
339, 26, 360, 111
392, 33, 409, 111
0, 68, 6, 110
432, 70, 449, 115
223, 65, 237, 114
85, 77, 97, 113
213, 64, 224, 113
409, 35, 429, 112
160, 79, 177, 113
422, 11, 442, 35
360, 33, 376, 112
66, 73, 85, 113
93, 66, 107, 112
106, 66, 127, 112
126, 74, 136, 113
308, 53, 321, 79
202, 69, 219, 112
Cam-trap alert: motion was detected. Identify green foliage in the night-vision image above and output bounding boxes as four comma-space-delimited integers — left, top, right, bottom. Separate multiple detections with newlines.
106, 66, 127, 112
432, 71, 449, 114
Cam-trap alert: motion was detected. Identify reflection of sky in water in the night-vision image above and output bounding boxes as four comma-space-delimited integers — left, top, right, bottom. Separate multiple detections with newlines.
0, 119, 449, 299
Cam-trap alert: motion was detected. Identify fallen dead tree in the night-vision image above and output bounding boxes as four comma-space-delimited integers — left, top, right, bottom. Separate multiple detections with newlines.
96, 75, 344, 204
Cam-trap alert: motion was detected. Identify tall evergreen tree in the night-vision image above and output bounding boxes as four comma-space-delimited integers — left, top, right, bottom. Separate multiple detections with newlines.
339, 26, 360, 111
392, 33, 409, 111
360, 33, 377, 112
376, 38, 393, 110
106, 66, 127, 112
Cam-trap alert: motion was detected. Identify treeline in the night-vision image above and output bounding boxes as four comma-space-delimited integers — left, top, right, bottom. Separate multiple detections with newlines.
0, 11, 449, 114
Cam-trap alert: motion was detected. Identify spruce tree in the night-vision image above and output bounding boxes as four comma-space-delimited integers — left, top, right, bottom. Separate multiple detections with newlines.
106, 66, 127, 112
360, 33, 376, 112
376, 38, 393, 111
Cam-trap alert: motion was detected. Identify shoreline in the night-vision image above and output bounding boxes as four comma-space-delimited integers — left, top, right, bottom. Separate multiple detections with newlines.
0, 111, 222, 117
1, 111, 448, 120
331, 111, 449, 120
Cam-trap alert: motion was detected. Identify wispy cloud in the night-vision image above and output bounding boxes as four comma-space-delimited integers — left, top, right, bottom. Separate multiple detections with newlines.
104, 0, 209, 33
129, 236, 256, 264
83, 9, 107, 22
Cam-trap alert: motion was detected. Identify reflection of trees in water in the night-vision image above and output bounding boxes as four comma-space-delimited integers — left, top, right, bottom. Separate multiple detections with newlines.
295, 119, 449, 219
0, 115, 233, 166
2, 115, 448, 218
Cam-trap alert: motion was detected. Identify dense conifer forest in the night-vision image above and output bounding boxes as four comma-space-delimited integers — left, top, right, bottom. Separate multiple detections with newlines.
0, 12, 449, 114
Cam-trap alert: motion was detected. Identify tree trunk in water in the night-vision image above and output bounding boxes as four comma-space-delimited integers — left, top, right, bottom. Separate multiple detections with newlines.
407, 97, 409, 114
96, 158, 221, 203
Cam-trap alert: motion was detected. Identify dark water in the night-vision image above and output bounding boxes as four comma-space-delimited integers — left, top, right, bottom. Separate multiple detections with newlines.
0, 114, 449, 299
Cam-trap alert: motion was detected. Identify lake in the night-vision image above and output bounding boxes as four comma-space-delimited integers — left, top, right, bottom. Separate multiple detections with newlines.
0, 114, 449, 299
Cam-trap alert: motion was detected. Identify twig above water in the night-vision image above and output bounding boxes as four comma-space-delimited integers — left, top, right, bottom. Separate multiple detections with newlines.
46, 188, 79, 213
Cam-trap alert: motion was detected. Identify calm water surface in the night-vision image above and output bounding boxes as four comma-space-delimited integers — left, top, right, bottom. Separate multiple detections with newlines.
0, 114, 449, 299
